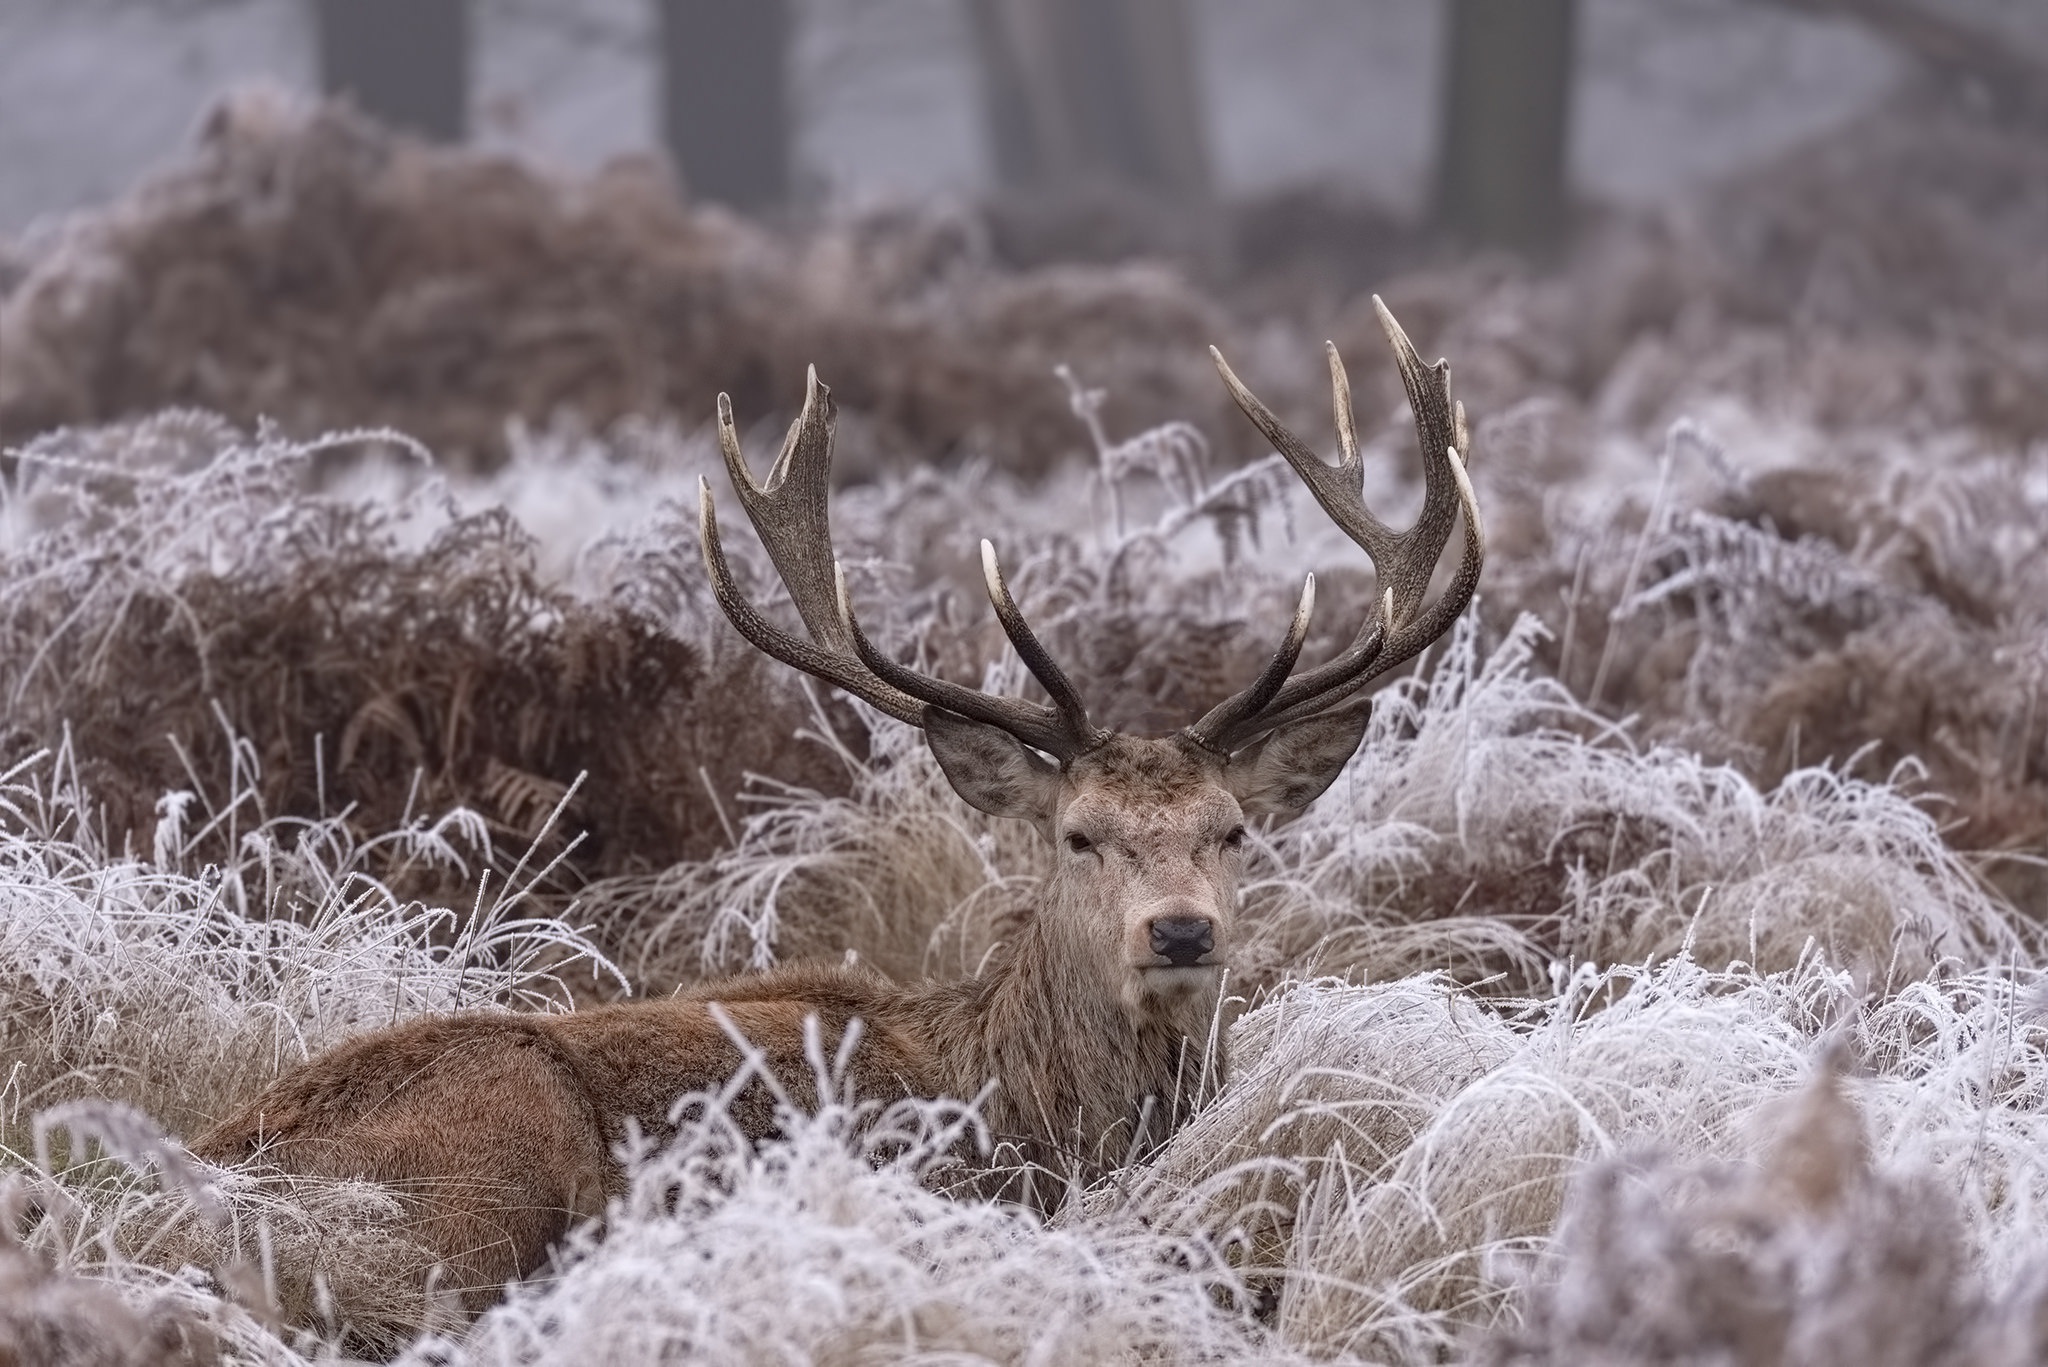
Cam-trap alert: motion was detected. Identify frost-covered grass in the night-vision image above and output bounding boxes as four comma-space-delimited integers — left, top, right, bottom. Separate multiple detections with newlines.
415, 1088, 1291, 1366
0, 744, 613, 1142
10, 872, 2046, 1361
1125, 953, 2048, 1362
0, 741, 625, 1358
5, 389, 2045, 1362
5, 610, 2044, 1362
4, 85, 2048, 1364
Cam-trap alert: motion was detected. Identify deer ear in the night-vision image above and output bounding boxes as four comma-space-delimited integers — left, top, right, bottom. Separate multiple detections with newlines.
922, 706, 1061, 832
1222, 703, 1370, 816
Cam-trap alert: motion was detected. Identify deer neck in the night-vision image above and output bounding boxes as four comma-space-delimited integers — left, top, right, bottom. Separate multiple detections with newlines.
917, 888, 1227, 1180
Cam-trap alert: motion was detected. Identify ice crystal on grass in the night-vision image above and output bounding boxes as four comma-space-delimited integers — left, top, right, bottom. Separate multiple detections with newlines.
7, 1098, 452, 1361
1486, 422, 2048, 888
0, 412, 853, 918
0, 91, 1238, 476
0, 1184, 223, 1367
1118, 950, 2048, 1363
0, 749, 611, 1138
426, 1085, 1293, 1367
1484, 1048, 2048, 1367
1212, 611, 2029, 995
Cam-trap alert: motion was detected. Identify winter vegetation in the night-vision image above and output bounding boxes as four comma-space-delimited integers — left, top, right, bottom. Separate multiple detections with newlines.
1, 85, 2046, 1364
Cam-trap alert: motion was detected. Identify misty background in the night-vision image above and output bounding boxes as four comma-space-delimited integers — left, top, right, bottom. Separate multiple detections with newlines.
3, 0, 2037, 240
3, 0, 2045, 476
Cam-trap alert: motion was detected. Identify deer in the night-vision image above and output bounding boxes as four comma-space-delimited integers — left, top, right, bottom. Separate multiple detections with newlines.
190, 298, 1482, 1314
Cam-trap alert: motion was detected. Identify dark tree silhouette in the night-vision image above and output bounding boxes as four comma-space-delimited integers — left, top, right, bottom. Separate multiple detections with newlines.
967, 0, 1210, 201
315, 0, 468, 141
1434, 0, 1577, 253
658, 0, 792, 210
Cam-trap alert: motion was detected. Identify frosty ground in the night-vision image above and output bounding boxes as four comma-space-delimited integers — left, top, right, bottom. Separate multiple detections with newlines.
1, 92, 2045, 1364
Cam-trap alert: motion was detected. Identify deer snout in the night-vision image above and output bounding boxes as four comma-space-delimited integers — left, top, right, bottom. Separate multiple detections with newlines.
1148, 914, 1215, 968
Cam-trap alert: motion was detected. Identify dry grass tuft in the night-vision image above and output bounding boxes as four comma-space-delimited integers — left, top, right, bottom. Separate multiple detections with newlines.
1483, 1052, 2048, 1367
0, 1174, 222, 1367
0, 90, 1234, 476
0, 412, 857, 916
11, 1098, 454, 1361
1114, 947, 2048, 1362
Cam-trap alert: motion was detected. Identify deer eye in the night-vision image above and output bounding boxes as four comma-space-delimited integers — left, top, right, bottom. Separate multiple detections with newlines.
1222, 826, 1248, 851
1064, 832, 1095, 855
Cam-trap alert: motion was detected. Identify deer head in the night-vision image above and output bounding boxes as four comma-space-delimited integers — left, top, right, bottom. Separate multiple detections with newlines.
698, 298, 1481, 1019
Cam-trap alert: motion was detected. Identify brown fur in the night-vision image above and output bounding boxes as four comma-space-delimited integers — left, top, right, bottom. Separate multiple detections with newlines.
192, 733, 1285, 1310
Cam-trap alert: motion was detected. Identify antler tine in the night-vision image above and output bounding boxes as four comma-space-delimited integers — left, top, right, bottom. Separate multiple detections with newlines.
833, 565, 1099, 758
1357, 440, 1482, 674
1186, 575, 1316, 751
1250, 435, 1482, 730
1371, 295, 1470, 625
1209, 345, 1400, 568
702, 370, 1109, 760
697, 479, 923, 724
1190, 297, 1485, 751
980, 540, 1093, 735
716, 369, 858, 656
1328, 340, 1361, 470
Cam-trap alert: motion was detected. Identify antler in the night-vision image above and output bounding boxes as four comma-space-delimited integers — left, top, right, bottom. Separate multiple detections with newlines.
1186, 296, 1484, 754
703, 303, 1478, 765
698, 368, 1106, 759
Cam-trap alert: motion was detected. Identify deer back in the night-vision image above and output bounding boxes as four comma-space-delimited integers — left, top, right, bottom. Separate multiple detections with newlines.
191, 962, 941, 1303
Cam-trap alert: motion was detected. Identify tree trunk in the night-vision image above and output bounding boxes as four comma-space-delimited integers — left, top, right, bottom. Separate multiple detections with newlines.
1434, 0, 1577, 253
968, 0, 1210, 200
657, 0, 793, 211
315, 0, 468, 142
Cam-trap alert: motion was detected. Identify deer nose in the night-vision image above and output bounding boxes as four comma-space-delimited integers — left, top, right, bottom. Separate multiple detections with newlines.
1149, 915, 1214, 968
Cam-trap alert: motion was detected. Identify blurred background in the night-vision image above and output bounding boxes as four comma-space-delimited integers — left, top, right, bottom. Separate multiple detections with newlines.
2, 0, 2044, 475
4, 0, 2039, 245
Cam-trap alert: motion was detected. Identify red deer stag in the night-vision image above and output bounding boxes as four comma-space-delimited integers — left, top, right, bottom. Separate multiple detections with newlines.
193, 298, 1482, 1311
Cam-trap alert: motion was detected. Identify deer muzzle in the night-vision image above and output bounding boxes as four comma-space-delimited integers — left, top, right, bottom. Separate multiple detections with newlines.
1148, 914, 1216, 968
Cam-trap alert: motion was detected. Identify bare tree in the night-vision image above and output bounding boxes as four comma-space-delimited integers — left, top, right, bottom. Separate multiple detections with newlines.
1433, 0, 1577, 253
657, 0, 792, 210
967, 0, 1210, 201
315, 0, 468, 141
